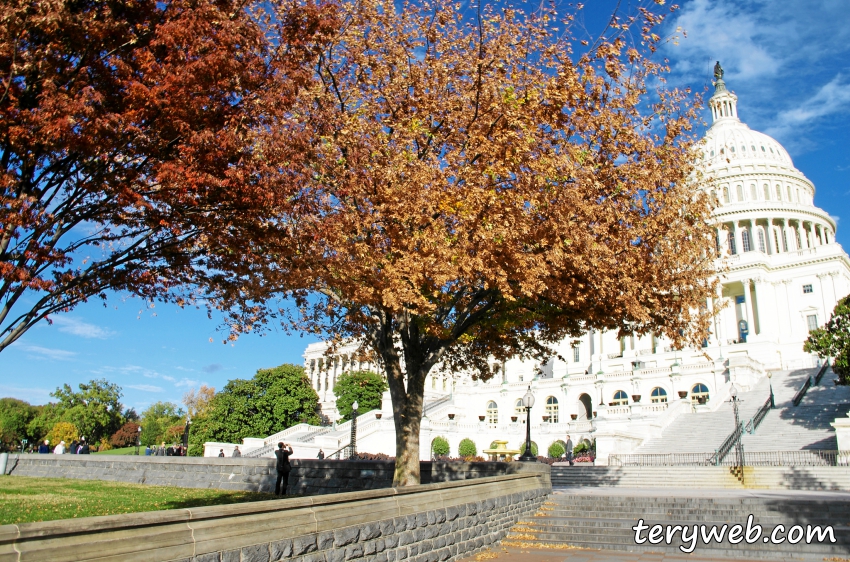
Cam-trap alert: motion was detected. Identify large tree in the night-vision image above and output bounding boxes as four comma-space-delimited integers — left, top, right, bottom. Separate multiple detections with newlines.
804, 294, 850, 385
208, 0, 718, 485
334, 370, 388, 421
0, 397, 34, 447
0, 0, 335, 352
194, 364, 319, 446
51, 378, 124, 443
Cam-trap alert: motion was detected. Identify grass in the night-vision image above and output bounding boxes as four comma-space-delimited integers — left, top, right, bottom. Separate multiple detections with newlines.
92, 446, 139, 455
0, 476, 279, 525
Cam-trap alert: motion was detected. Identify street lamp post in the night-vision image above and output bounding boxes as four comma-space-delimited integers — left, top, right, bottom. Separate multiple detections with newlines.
768, 372, 775, 409
135, 426, 142, 456
182, 417, 192, 455
519, 387, 537, 462
349, 401, 359, 459
730, 385, 745, 469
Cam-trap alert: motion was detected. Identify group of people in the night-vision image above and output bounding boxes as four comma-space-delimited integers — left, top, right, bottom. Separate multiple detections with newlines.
145, 442, 186, 456
37, 438, 90, 454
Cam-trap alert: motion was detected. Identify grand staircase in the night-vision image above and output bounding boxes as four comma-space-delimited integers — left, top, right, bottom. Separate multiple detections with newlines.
634, 367, 850, 456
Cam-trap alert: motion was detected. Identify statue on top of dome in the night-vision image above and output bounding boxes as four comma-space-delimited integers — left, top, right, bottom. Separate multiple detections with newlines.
713, 61, 724, 82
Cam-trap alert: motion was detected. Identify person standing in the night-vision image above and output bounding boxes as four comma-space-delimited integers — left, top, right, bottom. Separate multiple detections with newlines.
232, 446, 241, 457
78, 439, 90, 454
69, 439, 78, 454
565, 435, 574, 466
274, 442, 294, 496
317, 449, 325, 460
38, 440, 50, 454
218, 449, 225, 457
53, 441, 66, 454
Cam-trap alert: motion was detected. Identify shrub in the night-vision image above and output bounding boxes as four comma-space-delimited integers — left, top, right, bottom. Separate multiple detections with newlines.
548, 441, 565, 458
517, 440, 538, 456
109, 422, 140, 447
458, 438, 477, 457
431, 436, 450, 456
46, 421, 78, 447
573, 441, 589, 455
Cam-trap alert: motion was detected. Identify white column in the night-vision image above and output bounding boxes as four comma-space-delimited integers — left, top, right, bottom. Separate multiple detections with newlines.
766, 220, 777, 254
732, 222, 741, 255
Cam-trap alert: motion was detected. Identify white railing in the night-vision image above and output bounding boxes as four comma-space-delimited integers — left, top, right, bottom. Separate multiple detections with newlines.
681, 362, 713, 372
262, 423, 329, 446
643, 402, 669, 413
637, 367, 673, 377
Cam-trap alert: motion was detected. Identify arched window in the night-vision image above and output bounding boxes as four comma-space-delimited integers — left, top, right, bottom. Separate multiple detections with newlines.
742, 229, 751, 252
486, 401, 498, 424
691, 384, 709, 404
545, 396, 559, 423
650, 387, 668, 404
515, 399, 525, 423
775, 185, 782, 200
787, 186, 792, 201
763, 184, 770, 200
727, 231, 737, 255
723, 188, 730, 204
736, 185, 744, 201
757, 229, 766, 253
612, 390, 628, 406
750, 184, 757, 200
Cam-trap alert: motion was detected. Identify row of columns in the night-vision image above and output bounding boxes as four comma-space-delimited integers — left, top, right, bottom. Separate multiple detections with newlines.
718, 217, 833, 256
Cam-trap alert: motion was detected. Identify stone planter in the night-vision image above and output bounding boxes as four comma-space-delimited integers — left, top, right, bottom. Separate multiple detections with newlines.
479, 415, 486, 422
542, 415, 549, 423
592, 412, 597, 418
631, 395, 641, 403
570, 414, 578, 420
448, 413, 455, 420
511, 416, 518, 422
678, 391, 688, 399
375, 413, 382, 419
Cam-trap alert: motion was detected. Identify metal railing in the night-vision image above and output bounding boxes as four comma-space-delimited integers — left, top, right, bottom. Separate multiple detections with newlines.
814, 360, 831, 386
711, 421, 744, 465
792, 376, 812, 407
609, 450, 850, 467
745, 395, 772, 434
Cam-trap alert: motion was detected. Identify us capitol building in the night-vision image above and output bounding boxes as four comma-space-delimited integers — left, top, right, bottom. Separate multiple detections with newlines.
206, 69, 850, 462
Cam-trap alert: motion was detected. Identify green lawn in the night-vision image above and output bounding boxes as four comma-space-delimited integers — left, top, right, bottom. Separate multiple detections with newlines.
0, 476, 279, 525
92, 446, 138, 455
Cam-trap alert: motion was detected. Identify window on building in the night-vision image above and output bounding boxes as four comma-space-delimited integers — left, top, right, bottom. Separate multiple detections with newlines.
486, 401, 498, 424
573, 346, 580, 363
545, 397, 559, 423
442, 378, 447, 391
515, 399, 525, 423
736, 185, 744, 201
807, 315, 818, 332
691, 384, 710, 404
742, 230, 751, 252
750, 184, 757, 200
727, 231, 737, 255
612, 390, 628, 406
782, 230, 789, 252
795, 230, 802, 251
650, 387, 668, 403
803, 284, 813, 294
787, 186, 792, 201
723, 188, 730, 204
776, 185, 782, 200
763, 184, 770, 200
757, 229, 766, 253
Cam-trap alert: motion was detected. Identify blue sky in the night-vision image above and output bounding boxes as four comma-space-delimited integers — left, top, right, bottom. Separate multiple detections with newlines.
2, 0, 848, 411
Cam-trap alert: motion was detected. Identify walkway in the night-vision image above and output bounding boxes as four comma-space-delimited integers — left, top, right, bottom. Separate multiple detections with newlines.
458, 545, 770, 562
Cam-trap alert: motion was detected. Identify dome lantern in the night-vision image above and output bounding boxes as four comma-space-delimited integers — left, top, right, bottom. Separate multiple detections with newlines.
708, 61, 739, 124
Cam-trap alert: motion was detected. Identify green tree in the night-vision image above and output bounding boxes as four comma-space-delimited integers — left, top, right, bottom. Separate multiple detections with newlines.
333, 370, 388, 421
458, 438, 477, 458
518, 441, 538, 456
804, 294, 850, 385
50, 379, 124, 443
548, 441, 566, 459
431, 436, 450, 457
26, 403, 62, 443
46, 421, 79, 447
139, 402, 184, 446
0, 398, 34, 447
202, 364, 320, 444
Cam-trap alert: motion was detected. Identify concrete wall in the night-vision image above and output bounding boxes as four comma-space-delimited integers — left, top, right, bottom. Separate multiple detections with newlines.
0, 472, 549, 562
3, 454, 550, 496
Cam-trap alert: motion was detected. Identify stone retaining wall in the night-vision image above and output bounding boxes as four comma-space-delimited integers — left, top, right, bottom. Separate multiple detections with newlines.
3, 455, 549, 495
0, 472, 550, 562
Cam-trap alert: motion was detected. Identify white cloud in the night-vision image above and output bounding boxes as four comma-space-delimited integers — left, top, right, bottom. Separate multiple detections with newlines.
50, 316, 115, 339
16, 344, 77, 361
202, 364, 223, 374
829, 215, 840, 225
764, 74, 850, 139
0, 385, 53, 404
127, 384, 163, 393
175, 378, 201, 388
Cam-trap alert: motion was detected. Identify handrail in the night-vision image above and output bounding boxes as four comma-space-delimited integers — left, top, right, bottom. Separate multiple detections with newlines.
712, 422, 743, 465
745, 395, 773, 434
814, 359, 831, 386
609, 450, 850, 467
792, 376, 813, 407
